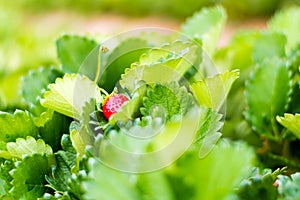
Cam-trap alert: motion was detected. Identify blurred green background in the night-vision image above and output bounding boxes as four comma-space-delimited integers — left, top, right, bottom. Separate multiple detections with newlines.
0, 0, 299, 110
8, 0, 300, 18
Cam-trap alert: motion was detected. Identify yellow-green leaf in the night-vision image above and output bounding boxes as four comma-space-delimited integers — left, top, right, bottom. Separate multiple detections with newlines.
40, 73, 101, 120
277, 113, 300, 139
3, 136, 52, 159
191, 70, 239, 111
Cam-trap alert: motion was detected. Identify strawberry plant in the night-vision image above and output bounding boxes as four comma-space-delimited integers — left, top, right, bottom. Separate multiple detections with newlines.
1, 5, 300, 200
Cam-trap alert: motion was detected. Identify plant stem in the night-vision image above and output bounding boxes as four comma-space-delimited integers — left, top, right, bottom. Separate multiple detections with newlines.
94, 45, 109, 84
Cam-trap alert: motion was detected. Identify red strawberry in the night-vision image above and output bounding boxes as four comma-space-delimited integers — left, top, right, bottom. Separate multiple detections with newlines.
102, 93, 129, 120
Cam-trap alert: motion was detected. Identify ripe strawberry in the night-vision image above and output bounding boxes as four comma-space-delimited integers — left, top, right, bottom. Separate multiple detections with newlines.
102, 93, 129, 120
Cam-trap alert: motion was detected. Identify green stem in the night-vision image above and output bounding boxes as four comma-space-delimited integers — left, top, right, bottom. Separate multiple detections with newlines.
99, 88, 109, 96
282, 139, 290, 158
94, 45, 109, 84
271, 116, 280, 139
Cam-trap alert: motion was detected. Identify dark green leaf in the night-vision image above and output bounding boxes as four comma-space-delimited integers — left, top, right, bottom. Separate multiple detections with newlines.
99, 37, 149, 92
39, 111, 72, 152
45, 135, 79, 198
0, 160, 14, 197
56, 35, 98, 74
10, 154, 50, 199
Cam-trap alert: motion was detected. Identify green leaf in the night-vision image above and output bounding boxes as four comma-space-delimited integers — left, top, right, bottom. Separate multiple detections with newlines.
97, 106, 201, 172
21, 67, 63, 117
277, 172, 300, 199
141, 83, 181, 121
120, 62, 182, 94
45, 135, 77, 196
287, 44, 300, 80
4, 136, 52, 159
237, 168, 284, 200
137, 172, 175, 200
71, 99, 100, 154
0, 160, 14, 197
164, 82, 195, 115
0, 110, 38, 145
110, 85, 147, 124
196, 108, 223, 158
99, 37, 149, 92
82, 158, 140, 200
181, 5, 227, 56
38, 110, 72, 152
70, 122, 93, 156
252, 32, 286, 63
269, 6, 300, 50
191, 70, 239, 111
9, 154, 50, 199
40, 73, 101, 120
170, 141, 255, 200
214, 31, 287, 72
0, 70, 28, 111
245, 59, 292, 139
56, 35, 98, 74
139, 40, 201, 76
277, 113, 300, 139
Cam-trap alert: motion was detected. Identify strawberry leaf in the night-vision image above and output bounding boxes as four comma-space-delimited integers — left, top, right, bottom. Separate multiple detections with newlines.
139, 40, 201, 77
9, 154, 50, 199
191, 70, 239, 111
3, 136, 53, 159
38, 110, 72, 152
196, 108, 223, 158
137, 172, 175, 200
56, 35, 98, 74
21, 67, 63, 117
0, 160, 14, 197
110, 85, 147, 124
277, 113, 300, 139
0, 110, 38, 146
40, 73, 101, 120
277, 172, 300, 199
99, 37, 149, 92
214, 31, 287, 72
245, 58, 292, 139
252, 31, 286, 63
171, 141, 255, 200
181, 5, 226, 56
141, 83, 181, 121
120, 62, 182, 94
82, 158, 140, 200
237, 168, 283, 199
269, 6, 300, 50
45, 135, 77, 196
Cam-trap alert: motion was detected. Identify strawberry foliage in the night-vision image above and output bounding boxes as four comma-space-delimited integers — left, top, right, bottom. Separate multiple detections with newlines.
1, 5, 300, 200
